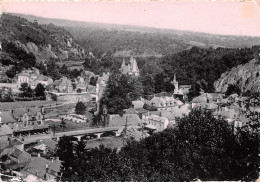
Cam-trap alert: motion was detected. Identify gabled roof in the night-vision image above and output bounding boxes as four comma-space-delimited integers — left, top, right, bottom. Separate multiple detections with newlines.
13, 108, 27, 118
22, 157, 61, 178
192, 95, 208, 103
10, 138, 23, 146
132, 100, 144, 109
0, 125, 13, 136
37, 75, 51, 81
28, 107, 41, 116
52, 80, 62, 86
124, 108, 138, 114
10, 148, 23, 158
0, 111, 17, 123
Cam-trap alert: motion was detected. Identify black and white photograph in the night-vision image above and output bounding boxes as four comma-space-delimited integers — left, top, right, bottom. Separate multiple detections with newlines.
0, 1, 260, 181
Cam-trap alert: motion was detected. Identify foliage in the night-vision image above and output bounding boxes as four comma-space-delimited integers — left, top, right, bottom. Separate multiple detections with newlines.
100, 73, 142, 115
89, 76, 98, 86
51, 94, 57, 101
225, 84, 241, 96
76, 88, 82, 93
159, 46, 259, 92
187, 80, 206, 101
56, 109, 258, 181
34, 83, 45, 98
19, 82, 33, 98
75, 101, 86, 115
0, 87, 14, 102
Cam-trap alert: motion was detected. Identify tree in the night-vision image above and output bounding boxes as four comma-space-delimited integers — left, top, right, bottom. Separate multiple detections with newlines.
187, 82, 201, 101
100, 73, 132, 114
60, 118, 66, 130
75, 101, 86, 115
19, 82, 33, 97
154, 73, 165, 93
60, 64, 69, 76
56, 136, 76, 179
164, 80, 175, 93
0, 87, 14, 102
141, 74, 155, 95
128, 78, 143, 100
51, 94, 58, 101
76, 88, 82, 93
89, 76, 98, 86
34, 83, 45, 98
47, 60, 61, 80
225, 84, 241, 96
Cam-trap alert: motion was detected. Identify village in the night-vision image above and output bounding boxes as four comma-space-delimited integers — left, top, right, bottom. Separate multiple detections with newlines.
0, 54, 259, 181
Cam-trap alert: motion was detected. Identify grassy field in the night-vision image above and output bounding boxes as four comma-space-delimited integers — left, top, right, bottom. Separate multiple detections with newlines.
0, 100, 62, 110
44, 103, 76, 119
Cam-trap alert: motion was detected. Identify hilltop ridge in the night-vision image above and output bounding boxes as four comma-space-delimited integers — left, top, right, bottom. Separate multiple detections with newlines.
11, 13, 260, 58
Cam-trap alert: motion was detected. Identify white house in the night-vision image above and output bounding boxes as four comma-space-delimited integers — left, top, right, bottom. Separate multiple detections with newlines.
142, 114, 169, 132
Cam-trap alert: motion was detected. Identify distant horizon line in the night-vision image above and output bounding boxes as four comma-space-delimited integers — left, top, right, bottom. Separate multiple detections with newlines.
4, 12, 260, 38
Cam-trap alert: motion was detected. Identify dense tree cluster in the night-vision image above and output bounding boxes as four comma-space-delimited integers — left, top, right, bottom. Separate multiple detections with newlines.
1, 40, 36, 78
100, 72, 143, 115
75, 101, 87, 115
56, 109, 258, 181
18, 83, 46, 100
160, 46, 259, 93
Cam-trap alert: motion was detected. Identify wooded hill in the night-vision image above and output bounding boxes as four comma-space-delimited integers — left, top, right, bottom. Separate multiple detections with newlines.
13, 13, 260, 58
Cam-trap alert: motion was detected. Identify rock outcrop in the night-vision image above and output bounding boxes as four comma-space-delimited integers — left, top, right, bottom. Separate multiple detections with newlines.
214, 59, 260, 93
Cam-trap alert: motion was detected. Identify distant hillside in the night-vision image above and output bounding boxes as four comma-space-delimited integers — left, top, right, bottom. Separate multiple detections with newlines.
12, 13, 260, 58
214, 59, 260, 93
158, 46, 260, 92
0, 13, 86, 62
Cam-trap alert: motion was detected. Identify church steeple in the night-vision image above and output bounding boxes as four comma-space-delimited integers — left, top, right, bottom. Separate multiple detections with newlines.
120, 57, 139, 77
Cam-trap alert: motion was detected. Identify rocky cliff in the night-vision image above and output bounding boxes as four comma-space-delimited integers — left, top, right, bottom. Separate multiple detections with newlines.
0, 13, 85, 62
214, 59, 260, 93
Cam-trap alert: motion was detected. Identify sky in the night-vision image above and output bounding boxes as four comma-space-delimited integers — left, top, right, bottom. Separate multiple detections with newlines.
2, 1, 260, 36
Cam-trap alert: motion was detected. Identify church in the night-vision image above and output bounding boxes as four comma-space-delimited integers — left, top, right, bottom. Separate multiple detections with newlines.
120, 57, 140, 77
171, 74, 191, 100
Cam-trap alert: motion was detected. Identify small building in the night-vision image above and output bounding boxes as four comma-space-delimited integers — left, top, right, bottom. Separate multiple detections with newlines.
21, 157, 61, 181
0, 107, 49, 137
51, 77, 73, 93
149, 96, 183, 111
142, 114, 169, 132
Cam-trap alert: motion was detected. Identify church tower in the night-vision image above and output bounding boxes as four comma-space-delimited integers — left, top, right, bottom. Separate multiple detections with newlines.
171, 74, 178, 91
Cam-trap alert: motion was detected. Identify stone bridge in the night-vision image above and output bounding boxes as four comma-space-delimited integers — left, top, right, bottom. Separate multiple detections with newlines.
56, 126, 122, 140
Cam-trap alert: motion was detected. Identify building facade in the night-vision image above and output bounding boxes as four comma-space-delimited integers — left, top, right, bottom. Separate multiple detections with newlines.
120, 57, 139, 77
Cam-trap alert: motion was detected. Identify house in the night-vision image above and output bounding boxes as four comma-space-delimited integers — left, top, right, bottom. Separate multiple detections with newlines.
142, 114, 169, 132
21, 157, 61, 181
76, 81, 87, 92
149, 96, 183, 111
17, 68, 52, 89
81, 70, 95, 83
108, 114, 142, 127
32, 139, 58, 155
0, 107, 49, 137
9, 148, 31, 165
51, 77, 73, 93
36, 75, 53, 87
120, 57, 139, 77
